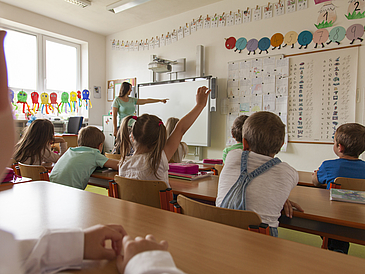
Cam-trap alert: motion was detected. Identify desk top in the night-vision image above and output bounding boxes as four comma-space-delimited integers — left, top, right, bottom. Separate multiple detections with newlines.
0, 181, 364, 274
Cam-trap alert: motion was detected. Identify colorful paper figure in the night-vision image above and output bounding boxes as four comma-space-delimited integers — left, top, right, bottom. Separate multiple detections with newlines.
70, 91, 78, 112
315, 3, 336, 29
247, 38, 258, 55
40, 92, 53, 114
346, 24, 364, 44
82, 89, 92, 109
313, 29, 329, 48
271, 33, 284, 50
298, 30, 313, 49
346, 0, 365, 20
59, 92, 71, 113
17, 91, 31, 114
283, 31, 298, 48
234, 37, 247, 53
77, 90, 82, 107
327, 26, 346, 45
225, 37, 236, 49
50, 92, 59, 113
258, 37, 271, 54
31, 91, 40, 113
9, 89, 17, 109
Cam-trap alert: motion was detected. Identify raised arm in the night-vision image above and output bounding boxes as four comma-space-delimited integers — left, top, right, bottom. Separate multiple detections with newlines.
164, 86, 210, 161
136, 98, 168, 105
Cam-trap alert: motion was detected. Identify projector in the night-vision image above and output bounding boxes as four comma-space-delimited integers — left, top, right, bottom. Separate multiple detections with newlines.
148, 62, 172, 73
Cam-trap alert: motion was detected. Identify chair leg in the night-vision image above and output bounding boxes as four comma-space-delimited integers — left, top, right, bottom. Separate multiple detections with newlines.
321, 237, 329, 249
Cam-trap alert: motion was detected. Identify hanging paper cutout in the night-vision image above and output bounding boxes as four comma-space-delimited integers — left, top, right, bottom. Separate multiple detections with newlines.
82, 89, 92, 109
9, 89, 18, 109
327, 26, 346, 45
346, 23, 364, 44
235, 10, 243, 25
219, 12, 226, 27
346, 0, 365, 20
50, 92, 59, 113
243, 8, 251, 23
313, 29, 329, 48
17, 91, 31, 114
40, 92, 53, 114
263, 3, 273, 19
316, 2, 336, 29
59, 92, 71, 113
247, 39, 259, 55
31, 91, 40, 113
234, 37, 247, 53
283, 31, 298, 48
271, 33, 284, 49
258, 37, 271, 54
70, 91, 78, 112
298, 30, 313, 49
77, 90, 82, 107
225, 37, 236, 49
275, 1, 285, 16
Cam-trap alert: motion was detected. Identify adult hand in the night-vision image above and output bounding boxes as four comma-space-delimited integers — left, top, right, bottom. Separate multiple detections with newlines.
283, 199, 304, 218
113, 127, 118, 137
196, 86, 211, 108
116, 234, 168, 273
161, 99, 169, 103
83, 224, 127, 260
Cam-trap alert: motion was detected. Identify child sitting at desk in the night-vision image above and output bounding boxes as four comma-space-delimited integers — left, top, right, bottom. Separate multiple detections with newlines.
312, 122, 365, 254
216, 111, 300, 237
50, 126, 119, 190
222, 115, 248, 164
165, 117, 188, 163
13, 119, 67, 166
118, 86, 210, 187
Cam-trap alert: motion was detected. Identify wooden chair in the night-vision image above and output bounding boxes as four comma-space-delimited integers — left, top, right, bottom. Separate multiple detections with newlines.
334, 177, 365, 191
18, 163, 48, 181
105, 153, 122, 160
110, 175, 171, 209
214, 164, 224, 175
176, 194, 263, 231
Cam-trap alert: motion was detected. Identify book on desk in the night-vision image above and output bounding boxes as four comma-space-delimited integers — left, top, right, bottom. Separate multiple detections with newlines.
330, 189, 365, 204
168, 171, 213, 181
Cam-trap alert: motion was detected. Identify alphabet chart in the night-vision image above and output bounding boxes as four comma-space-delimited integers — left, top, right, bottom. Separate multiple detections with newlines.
287, 46, 358, 142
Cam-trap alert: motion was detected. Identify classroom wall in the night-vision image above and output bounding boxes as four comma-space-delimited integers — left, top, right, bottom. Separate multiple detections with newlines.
0, 1, 106, 126
106, 0, 365, 171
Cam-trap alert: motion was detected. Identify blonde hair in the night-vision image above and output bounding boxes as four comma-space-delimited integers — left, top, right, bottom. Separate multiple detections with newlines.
78, 126, 105, 149
231, 115, 249, 143
335, 123, 365, 158
166, 117, 187, 163
243, 112, 285, 156
13, 119, 55, 165
119, 114, 167, 178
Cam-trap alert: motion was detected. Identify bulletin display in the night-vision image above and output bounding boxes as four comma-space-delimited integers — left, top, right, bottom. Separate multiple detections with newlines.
107, 78, 136, 102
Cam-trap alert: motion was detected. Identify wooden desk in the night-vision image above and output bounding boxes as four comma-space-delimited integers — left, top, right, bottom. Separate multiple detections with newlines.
1, 181, 364, 274
280, 186, 365, 245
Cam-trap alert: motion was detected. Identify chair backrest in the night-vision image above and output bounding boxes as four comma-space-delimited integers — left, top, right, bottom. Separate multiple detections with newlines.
334, 177, 365, 191
18, 163, 48, 181
67, 116, 83, 134
105, 153, 122, 160
177, 194, 262, 230
113, 175, 169, 208
214, 164, 224, 175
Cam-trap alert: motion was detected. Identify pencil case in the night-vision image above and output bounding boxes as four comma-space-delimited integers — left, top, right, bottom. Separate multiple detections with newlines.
1, 167, 14, 183
203, 159, 223, 164
168, 163, 199, 174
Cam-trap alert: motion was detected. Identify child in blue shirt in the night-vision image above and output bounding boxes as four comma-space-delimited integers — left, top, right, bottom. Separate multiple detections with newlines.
312, 122, 365, 254
50, 126, 119, 189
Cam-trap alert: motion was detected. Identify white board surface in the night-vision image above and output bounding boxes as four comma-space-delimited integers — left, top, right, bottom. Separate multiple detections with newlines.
138, 78, 211, 147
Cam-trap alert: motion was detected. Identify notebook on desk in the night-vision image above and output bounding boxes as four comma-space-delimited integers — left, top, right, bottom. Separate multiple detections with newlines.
330, 189, 365, 204
168, 171, 213, 181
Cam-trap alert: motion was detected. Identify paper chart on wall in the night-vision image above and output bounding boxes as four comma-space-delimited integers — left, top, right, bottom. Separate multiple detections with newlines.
287, 47, 358, 142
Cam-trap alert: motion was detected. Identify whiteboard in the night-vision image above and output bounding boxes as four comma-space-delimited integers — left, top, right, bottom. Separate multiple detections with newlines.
138, 77, 211, 146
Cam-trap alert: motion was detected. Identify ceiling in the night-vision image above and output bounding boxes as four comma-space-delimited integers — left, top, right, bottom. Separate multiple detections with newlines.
1, 0, 222, 36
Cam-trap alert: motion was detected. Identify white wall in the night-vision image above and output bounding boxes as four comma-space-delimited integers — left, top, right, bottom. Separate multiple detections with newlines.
106, 0, 365, 171
0, 2, 106, 126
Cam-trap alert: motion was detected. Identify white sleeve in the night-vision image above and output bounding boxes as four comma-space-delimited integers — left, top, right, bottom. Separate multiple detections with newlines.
0, 228, 84, 274
125, 250, 185, 274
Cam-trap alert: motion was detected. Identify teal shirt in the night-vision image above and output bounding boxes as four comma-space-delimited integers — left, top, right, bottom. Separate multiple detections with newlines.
49, 146, 108, 190
222, 143, 243, 164
112, 96, 138, 126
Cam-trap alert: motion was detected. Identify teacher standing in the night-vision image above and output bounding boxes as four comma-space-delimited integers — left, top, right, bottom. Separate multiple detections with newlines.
112, 82, 168, 136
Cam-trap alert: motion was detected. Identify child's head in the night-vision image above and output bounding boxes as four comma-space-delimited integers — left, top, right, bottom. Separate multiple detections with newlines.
231, 115, 249, 143
166, 117, 179, 137
13, 119, 55, 164
78, 126, 105, 150
119, 82, 132, 97
334, 123, 365, 158
120, 114, 167, 177
242, 111, 285, 157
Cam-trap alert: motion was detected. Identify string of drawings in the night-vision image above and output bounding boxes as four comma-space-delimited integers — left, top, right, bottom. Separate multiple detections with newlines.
226, 46, 357, 144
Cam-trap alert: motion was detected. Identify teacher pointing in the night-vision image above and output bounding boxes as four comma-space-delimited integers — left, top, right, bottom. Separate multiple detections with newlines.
112, 82, 168, 136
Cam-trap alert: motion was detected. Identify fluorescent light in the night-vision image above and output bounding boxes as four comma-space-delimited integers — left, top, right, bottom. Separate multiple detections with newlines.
107, 0, 152, 13
64, 0, 91, 8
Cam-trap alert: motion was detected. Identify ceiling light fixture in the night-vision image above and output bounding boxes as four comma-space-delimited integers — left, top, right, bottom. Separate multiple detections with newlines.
107, 0, 152, 14
64, 0, 91, 8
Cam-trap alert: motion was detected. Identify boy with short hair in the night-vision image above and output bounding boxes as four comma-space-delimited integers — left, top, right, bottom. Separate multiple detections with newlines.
312, 123, 365, 189
50, 126, 119, 190
216, 111, 300, 237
